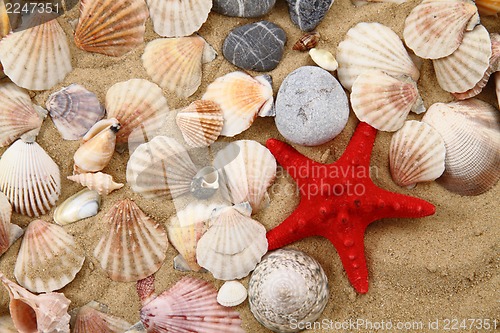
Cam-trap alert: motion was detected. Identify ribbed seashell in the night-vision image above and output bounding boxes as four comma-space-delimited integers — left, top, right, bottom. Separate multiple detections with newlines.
476, 0, 500, 15
142, 36, 217, 98
202, 71, 274, 137
94, 199, 168, 282
175, 100, 224, 147
0, 273, 71, 333
422, 99, 500, 196
0, 15, 72, 90
217, 281, 247, 307
337, 22, 420, 91
74, 0, 149, 56
106, 79, 169, 147
14, 219, 85, 293
72, 301, 131, 333
0, 315, 17, 333
0, 140, 61, 217
403, 0, 478, 59
389, 120, 446, 188
53, 189, 101, 225
309, 48, 338, 71
126, 136, 197, 199
73, 118, 120, 173
350, 70, 424, 132
146, 0, 212, 37
433, 25, 491, 93
248, 249, 329, 333
0, 82, 46, 147
46, 84, 105, 140
214, 140, 277, 213
0, 192, 23, 256
139, 276, 245, 333
67, 172, 124, 195
292, 31, 320, 51
196, 203, 268, 280
167, 202, 219, 272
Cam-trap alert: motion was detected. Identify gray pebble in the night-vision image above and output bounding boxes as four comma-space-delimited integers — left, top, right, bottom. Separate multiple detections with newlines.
275, 66, 349, 146
286, 0, 334, 32
223, 21, 286, 72
213, 0, 276, 17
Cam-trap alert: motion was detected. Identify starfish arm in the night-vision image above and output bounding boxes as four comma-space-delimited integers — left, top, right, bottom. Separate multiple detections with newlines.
337, 122, 378, 169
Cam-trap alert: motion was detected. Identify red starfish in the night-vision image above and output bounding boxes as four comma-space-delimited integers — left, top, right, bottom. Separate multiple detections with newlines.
266, 122, 435, 294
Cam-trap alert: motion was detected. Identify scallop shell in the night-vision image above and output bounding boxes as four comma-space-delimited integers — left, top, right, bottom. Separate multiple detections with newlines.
337, 22, 420, 91
72, 301, 131, 333
0, 192, 23, 256
53, 189, 101, 225
67, 172, 124, 195
146, 0, 212, 37
309, 48, 338, 71
46, 84, 105, 140
176, 100, 224, 147
217, 281, 248, 307
214, 140, 277, 213
249, 249, 329, 333
139, 276, 245, 333
292, 31, 320, 51
350, 70, 424, 132
142, 36, 217, 98
202, 71, 274, 137
74, 0, 149, 56
196, 203, 268, 280
94, 198, 169, 282
106, 79, 170, 147
476, 0, 500, 15
0, 15, 72, 90
403, 0, 478, 59
0, 315, 17, 333
126, 136, 198, 199
433, 24, 491, 93
0, 273, 71, 333
0, 140, 61, 217
422, 99, 500, 196
389, 120, 446, 188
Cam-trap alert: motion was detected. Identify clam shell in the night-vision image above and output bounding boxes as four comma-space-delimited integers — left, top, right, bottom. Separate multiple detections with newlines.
0, 16, 72, 90
72, 301, 131, 333
46, 84, 105, 140
67, 172, 124, 195
389, 120, 446, 188
53, 189, 101, 226
176, 100, 224, 147
14, 219, 85, 293
126, 136, 197, 199
337, 22, 420, 91
422, 99, 500, 196
94, 199, 168, 282
142, 36, 217, 98
248, 249, 329, 333
0, 191, 23, 256
74, 0, 149, 56
0, 140, 61, 217
433, 24, 491, 93
476, 0, 500, 15
202, 71, 274, 137
214, 140, 277, 213
309, 48, 338, 71
217, 281, 248, 307
0, 315, 17, 333
292, 31, 320, 51
350, 70, 424, 132
196, 203, 268, 280
146, 0, 212, 37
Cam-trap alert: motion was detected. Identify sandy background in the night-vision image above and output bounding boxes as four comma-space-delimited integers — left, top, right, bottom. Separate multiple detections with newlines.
0, 0, 499, 331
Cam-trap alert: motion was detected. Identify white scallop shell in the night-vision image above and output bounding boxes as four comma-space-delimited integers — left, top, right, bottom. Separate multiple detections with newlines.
217, 281, 248, 307
337, 22, 420, 91
309, 48, 338, 71
67, 172, 124, 195
0, 191, 23, 257
72, 301, 131, 333
389, 120, 446, 188
0, 140, 61, 217
53, 189, 101, 225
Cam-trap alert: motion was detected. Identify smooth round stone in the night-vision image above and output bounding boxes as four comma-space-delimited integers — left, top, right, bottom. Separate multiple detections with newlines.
213, 0, 276, 17
275, 66, 349, 146
286, 0, 334, 32
223, 21, 286, 72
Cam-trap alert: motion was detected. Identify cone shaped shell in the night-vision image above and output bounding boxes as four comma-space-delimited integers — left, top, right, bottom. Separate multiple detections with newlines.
94, 199, 168, 282
389, 120, 446, 188
106, 79, 169, 146
422, 99, 500, 196
433, 25, 491, 93
53, 189, 101, 225
176, 100, 224, 147
0, 17, 72, 90
0, 192, 23, 256
74, 0, 149, 56
217, 281, 248, 307
146, 0, 212, 37
0, 140, 61, 217
126, 136, 197, 199
476, 0, 500, 15
202, 72, 274, 137
337, 22, 420, 91
73, 302, 131, 333
140, 277, 245, 333
67, 172, 123, 195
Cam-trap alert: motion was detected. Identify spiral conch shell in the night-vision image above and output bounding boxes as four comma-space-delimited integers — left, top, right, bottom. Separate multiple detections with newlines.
67, 172, 124, 195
